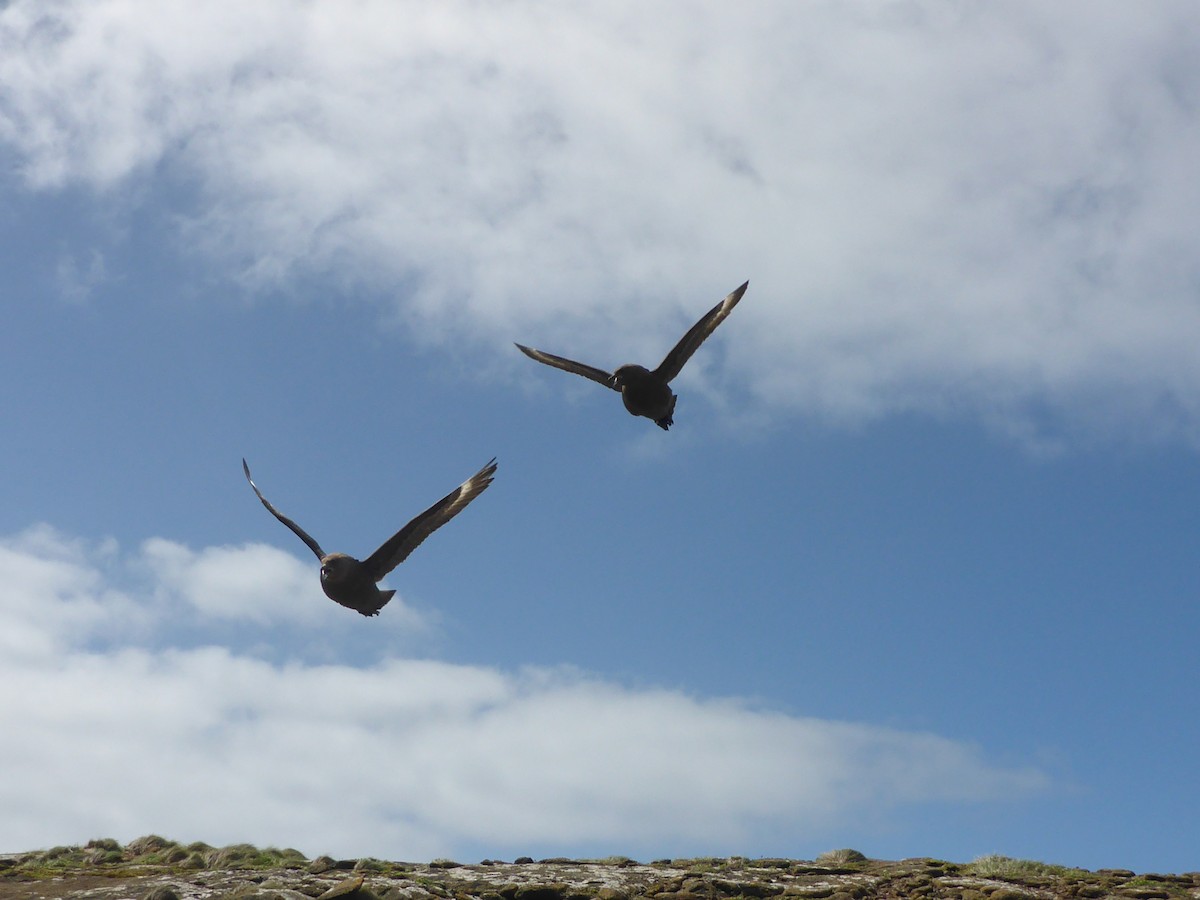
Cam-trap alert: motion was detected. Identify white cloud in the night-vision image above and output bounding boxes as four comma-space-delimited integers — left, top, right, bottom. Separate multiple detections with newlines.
141, 538, 310, 622
0, 525, 1047, 858
139, 537, 414, 628
3, 1, 1198, 443
0, 524, 146, 660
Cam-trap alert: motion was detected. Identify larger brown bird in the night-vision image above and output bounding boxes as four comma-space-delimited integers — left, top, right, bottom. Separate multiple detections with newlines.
516, 281, 748, 430
242, 457, 497, 616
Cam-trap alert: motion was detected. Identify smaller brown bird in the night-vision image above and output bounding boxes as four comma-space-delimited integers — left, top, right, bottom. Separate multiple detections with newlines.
242, 457, 497, 617
516, 281, 748, 430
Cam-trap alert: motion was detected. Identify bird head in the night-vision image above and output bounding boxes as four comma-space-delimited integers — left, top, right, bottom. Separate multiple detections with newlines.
610, 364, 644, 390
319, 553, 355, 583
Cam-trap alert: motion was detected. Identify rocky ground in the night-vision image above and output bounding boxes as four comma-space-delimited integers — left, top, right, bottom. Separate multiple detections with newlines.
1, 838, 1196, 900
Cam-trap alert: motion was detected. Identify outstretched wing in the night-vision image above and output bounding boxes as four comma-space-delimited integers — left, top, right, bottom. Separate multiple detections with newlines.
242, 459, 326, 561
653, 280, 748, 383
515, 343, 618, 390
363, 458, 498, 581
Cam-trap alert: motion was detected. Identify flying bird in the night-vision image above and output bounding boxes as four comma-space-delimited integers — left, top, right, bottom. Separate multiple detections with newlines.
516, 281, 748, 430
241, 457, 497, 617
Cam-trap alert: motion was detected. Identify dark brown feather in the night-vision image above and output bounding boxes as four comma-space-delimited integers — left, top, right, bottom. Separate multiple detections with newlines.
514, 343, 618, 389
653, 280, 748, 383
363, 458, 498, 581
242, 458, 326, 561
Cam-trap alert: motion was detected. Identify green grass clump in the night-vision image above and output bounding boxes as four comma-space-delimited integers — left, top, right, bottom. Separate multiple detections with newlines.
125, 836, 194, 866
966, 855, 1082, 879
585, 856, 638, 866
204, 843, 305, 869
127, 835, 175, 857
88, 849, 126, 865
678, 859, 726, 873
1, 839, 312, 881
815, 850, 868, 867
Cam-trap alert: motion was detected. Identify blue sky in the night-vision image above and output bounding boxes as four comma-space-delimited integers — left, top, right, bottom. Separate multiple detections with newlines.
1, 0, 1198, 874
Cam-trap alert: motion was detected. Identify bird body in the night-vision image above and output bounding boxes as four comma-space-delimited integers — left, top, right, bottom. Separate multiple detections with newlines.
516, 281, 748, 430
612, 364, 677, 429
242, 457, 497, 616
317, 552, 396, 616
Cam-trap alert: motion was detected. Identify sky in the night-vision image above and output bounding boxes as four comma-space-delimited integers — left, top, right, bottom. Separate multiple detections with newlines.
0, 0, 1198, 874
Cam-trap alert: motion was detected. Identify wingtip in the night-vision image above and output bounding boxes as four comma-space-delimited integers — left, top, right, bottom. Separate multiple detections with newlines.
241, 457, 252, 480
715, 280, 749, 313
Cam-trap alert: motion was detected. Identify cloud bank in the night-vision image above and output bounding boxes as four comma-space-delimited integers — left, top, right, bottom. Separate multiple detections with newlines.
0, 525, 1047, 858
2, 1, 1199, 443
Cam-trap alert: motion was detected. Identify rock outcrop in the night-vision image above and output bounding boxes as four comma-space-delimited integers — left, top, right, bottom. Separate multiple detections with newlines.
1, 839, 1196, 900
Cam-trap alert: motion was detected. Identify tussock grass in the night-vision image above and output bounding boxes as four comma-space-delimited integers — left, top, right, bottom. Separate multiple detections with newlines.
815, 850, 868, 867
967, 855, 1082, 879
204, 844, 307, 869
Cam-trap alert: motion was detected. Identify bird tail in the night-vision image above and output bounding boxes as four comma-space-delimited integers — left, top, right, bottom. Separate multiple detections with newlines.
360, 589, 396, 617
655, 394, 677, 430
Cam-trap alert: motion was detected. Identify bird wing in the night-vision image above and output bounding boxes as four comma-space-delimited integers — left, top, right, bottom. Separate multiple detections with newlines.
242, 459, 326, 561
653, 280, 749, 383
363, 458, 498, 581
515, 343, 618, 390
